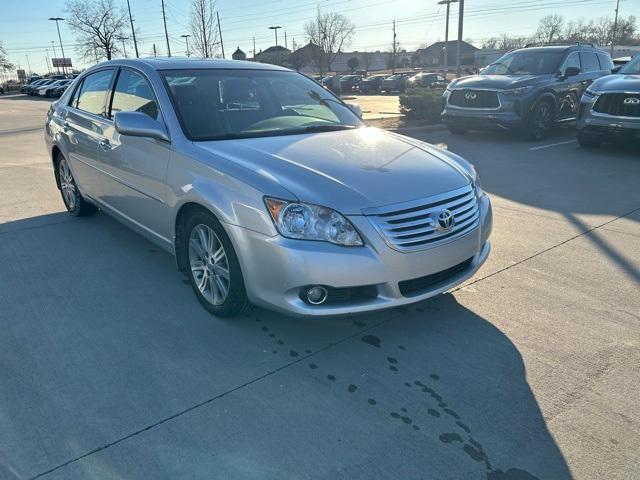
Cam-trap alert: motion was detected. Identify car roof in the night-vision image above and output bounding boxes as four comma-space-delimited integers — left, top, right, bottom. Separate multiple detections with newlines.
94, 57, 289, 72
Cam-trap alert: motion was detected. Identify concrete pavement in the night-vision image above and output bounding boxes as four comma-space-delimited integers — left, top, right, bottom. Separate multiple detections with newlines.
1, 96, 639, 480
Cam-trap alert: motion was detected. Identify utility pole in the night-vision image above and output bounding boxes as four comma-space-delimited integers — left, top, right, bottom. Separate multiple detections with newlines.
181, 34, 191, 57
610, 0, 620, 56
118, 36, 128, 58
392, 20, 397, 74
126, 0, 139, 58
49, 17, 67, 75
50, 41, 59, 74
25, 55, 32, 74
284, 31, 288, 49
253, 36, 256, 59
153, 43, 157, 57
45, 49, 51, 73
437, 0, 458, 75
161, 0, 171, 57
455, 0, 464, 77
217, 12, 225, 58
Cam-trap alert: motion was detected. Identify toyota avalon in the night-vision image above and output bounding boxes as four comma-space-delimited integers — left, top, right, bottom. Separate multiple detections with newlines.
45, 58, 492, 317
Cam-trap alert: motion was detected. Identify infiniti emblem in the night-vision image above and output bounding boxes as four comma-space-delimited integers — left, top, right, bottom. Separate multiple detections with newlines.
623, 97, 640, 105
465, 91, 477, 100
436, 209, 455, 232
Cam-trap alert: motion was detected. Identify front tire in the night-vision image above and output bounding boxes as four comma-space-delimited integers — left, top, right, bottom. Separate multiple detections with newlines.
56, 155, 97, 216
525, 100, 553, 141
183, 211, 251, 318
577, 131, 602, 148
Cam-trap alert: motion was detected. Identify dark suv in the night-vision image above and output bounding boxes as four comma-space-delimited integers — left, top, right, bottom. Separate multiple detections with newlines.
442, 44, 614, 140
576, 54, 640, 146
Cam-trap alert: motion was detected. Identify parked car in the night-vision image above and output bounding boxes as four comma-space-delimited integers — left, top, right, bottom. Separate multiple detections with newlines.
613, 56, 632, 69
339, 75, 362, 92
50, 83, 71, 98
45, 58, 492, 318
576, 54, 640, 146
28, 79, 57, 95
0, 85, 4, 95
359, 74, 387, 94
37, 79, 73, 97
21, 78, 47, 94
442, 43, 614, 140
380, 73, 409, 93
407, 72, 448, 89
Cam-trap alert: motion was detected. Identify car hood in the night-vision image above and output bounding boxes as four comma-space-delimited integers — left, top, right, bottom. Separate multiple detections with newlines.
194, 128, 471, 215
451, 74, 549, 90
591, 73, 640, 92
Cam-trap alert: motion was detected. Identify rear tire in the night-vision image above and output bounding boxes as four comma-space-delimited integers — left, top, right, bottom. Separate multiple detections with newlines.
182, 211, 252, 318
577, 131, 602, 148
55, 154, 97, 217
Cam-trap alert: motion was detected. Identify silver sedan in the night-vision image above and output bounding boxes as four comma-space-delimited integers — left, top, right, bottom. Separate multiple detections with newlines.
45, 58, 492, 317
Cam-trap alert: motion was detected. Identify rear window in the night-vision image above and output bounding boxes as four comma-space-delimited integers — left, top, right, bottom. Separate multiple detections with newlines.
597, 52, 614, 71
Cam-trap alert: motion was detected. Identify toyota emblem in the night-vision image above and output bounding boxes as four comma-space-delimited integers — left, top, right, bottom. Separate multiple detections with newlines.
623, 97, 640, 105
464, 91, 477, 100
436, 209, 455, 232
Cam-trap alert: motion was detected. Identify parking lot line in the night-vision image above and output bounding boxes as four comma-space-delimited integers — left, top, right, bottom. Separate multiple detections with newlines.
528, 139, 577, 151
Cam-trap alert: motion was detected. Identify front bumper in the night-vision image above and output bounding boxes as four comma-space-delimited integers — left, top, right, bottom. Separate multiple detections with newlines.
577, 101, 640, 141
226, 194, 492, 316
442, 90, 528, 130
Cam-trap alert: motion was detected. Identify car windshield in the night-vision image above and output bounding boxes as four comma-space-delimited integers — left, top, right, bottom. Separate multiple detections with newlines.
482, 50, 565, 75
162, 69, 363, 141
619, 56, 640, 74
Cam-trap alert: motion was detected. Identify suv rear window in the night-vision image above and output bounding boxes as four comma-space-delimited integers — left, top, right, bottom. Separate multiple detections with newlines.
597, 52, 614, 71
580, 52, 600, 72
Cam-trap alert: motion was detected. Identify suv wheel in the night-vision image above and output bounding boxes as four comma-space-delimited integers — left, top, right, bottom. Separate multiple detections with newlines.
183, 211, 251, 318
577, 131, 602, 148
56, 155, 97, 216
526, 100, 553, 141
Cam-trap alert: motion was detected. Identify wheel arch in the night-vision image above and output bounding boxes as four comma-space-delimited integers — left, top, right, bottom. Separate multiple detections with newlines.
174, 202, 225, 273
51, 145, 63, 189
529, 91, 558, 120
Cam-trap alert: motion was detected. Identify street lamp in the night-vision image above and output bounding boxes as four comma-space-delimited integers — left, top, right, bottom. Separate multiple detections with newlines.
48, 17, 67, 75
268, 26, 282, 46
437, 0, 458, 75
180, 34, 191, 57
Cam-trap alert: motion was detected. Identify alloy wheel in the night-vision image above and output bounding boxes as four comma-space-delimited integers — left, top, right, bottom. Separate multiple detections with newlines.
532, 103, 551, 140
59, 158, 76, 210
188, 224, 230, 306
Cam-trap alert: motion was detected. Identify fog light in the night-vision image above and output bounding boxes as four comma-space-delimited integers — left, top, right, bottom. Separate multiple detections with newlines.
306, 286, 328, 305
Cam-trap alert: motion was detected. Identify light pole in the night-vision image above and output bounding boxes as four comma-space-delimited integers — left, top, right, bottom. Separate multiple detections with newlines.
455, 0, 464, 77
181, 34, 191, 57
610, 0, 620, 56
437, 0, 458, 75
269, 26, 282, 46
48, 17, 67, 75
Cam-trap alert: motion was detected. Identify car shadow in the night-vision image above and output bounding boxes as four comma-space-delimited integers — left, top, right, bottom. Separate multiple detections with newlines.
0, 212, 570, 479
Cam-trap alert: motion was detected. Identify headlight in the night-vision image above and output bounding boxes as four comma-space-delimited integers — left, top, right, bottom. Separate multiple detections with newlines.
265, 198, 364, 246
502, 85, 534, 96
470, 165, 484, 198
583, 88, 600, 99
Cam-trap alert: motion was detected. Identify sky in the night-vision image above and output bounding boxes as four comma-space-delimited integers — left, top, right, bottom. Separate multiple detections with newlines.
0, 0, 636, 74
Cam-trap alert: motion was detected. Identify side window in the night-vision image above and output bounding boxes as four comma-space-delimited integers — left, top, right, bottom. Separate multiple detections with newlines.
561, 52, 581, 73
580, 52, 600, 73
597, 53, 613, 71
76, 69, 115, 116
110, 69, 159, 120
69, 80, 83, 108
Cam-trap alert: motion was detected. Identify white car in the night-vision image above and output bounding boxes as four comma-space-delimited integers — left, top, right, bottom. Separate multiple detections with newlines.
37, 79, 72, 97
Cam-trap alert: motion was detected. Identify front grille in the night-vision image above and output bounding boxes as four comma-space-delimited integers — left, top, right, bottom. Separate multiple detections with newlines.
364, 185, 480, 252
449, 89, 499, 109
399, 257, 473, 297
593, 93, 640, 117
299, 285, 378, 306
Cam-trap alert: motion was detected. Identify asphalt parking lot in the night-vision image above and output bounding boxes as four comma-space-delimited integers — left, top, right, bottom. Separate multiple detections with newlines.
1, 94, 639, 480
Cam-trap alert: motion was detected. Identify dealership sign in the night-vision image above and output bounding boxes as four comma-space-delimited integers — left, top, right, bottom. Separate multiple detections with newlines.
52, 58, 73, 67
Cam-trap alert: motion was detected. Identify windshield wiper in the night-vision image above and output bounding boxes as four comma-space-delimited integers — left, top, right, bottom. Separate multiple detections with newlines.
300, 124, 358, 133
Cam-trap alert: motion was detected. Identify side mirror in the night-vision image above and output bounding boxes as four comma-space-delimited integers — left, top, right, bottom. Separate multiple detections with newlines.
114, 111, 170, 142
563, 66, 581, 78
346, 102, 363, 118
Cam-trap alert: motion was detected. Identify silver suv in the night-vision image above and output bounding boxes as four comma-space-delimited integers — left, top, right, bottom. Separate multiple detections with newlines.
577, 54, 640, 147
45, 59, 492, 317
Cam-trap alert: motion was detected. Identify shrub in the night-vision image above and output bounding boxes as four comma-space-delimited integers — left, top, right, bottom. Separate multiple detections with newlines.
399, 87, 446, 123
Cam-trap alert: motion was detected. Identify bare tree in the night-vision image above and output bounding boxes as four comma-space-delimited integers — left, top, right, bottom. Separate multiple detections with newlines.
66, 0, 129, 61
189, 0, 219, 58
304, 9, 355, 75
534, 14, 565, 44
482, 33, 527, 51
0, 43, 15, 73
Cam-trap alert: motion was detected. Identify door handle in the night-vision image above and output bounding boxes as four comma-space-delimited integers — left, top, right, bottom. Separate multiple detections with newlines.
99, 139, 112, 151
62, 121, 70, 132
